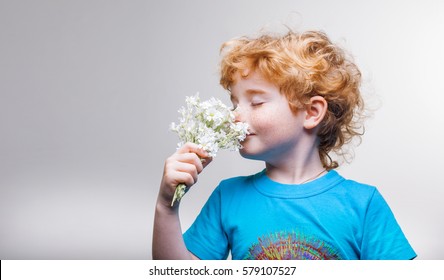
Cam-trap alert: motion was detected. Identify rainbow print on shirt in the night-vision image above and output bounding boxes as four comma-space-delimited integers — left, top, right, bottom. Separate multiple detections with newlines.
244, 230, 343, 260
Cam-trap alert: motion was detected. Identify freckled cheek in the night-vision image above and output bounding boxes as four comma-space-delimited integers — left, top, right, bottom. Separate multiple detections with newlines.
248, 109, 299, 140
249, 112, 277, 133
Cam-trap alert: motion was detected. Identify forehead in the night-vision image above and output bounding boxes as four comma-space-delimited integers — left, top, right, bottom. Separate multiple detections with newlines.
229, 70, 279, 98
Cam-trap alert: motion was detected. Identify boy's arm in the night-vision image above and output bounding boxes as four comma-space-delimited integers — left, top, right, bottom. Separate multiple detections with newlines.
152, 143, 210, 260
152, 202, 199, 259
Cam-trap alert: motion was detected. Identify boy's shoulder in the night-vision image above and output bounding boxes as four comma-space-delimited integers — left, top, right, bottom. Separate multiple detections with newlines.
218, 170, 262, 188
340, 174, 374, 185
331, 173, 382, 208
215, 170, 264, 195
339, 175, 378, 194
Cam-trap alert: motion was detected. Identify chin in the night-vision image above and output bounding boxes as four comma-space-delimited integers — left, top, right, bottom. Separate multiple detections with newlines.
239, 149, 263, 161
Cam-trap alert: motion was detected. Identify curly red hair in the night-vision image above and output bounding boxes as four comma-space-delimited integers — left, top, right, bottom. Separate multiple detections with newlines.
219, 30, 365, 169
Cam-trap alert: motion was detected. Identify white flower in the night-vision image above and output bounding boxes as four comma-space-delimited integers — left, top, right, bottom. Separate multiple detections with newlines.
169, 93, 249, 206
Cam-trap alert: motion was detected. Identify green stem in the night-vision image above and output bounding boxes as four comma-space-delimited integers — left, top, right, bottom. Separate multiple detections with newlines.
171, 183, 187, 207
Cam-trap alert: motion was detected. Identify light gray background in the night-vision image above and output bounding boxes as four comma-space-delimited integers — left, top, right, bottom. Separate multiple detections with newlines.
1, 0, 443, 259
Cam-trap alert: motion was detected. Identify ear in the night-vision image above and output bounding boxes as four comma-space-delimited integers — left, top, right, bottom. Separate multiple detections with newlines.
303, 96, 328, 130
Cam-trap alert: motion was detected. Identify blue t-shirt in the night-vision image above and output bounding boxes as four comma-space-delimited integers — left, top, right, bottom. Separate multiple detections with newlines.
183, 170, 416, 260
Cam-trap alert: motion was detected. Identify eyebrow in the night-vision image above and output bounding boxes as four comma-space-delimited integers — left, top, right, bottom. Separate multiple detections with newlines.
245, 88, 267, 95
230, 88, 267, 103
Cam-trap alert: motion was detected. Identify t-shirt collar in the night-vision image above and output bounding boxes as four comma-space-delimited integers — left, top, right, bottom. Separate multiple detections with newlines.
252, 169, 345, 198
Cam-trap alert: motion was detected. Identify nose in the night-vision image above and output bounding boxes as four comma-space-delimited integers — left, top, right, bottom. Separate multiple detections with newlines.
233, 106, 244, 122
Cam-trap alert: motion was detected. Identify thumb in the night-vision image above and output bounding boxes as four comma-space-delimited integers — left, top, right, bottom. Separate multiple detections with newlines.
201, 156, 213, 168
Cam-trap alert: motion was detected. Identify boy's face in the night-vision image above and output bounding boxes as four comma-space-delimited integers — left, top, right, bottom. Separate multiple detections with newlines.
230, 70, 307, 164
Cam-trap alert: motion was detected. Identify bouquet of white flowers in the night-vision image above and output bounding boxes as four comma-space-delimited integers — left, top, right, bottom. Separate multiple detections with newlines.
169, 94, 249, 206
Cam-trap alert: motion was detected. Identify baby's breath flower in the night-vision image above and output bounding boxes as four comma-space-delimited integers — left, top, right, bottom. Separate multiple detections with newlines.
169, 93, 249, 206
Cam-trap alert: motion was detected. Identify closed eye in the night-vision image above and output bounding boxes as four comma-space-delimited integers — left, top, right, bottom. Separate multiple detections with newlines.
251, 102, 264, 107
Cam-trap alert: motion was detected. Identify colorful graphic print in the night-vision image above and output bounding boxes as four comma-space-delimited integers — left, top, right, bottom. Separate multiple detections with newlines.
244, 231, 343, 260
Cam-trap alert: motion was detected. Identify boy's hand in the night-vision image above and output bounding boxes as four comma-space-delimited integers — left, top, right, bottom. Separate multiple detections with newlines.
158, 143, 212, 209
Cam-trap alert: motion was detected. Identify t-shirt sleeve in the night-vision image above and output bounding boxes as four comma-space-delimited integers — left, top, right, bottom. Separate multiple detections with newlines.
183, 186, 229, 260
360, 189, 416, 260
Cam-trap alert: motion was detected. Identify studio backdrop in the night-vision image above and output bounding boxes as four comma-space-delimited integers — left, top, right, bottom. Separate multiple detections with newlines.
1, 0, 443, 259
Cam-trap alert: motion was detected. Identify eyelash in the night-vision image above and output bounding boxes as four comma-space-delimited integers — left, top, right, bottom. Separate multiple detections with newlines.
230, 101, 264, 111
251, 102, 264, 107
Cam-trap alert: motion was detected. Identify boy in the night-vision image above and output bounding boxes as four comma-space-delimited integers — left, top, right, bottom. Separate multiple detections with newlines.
153, 30, 416, 260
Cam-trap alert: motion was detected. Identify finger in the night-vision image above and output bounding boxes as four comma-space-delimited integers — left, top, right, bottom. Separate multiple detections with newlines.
163, 166, 197, 189
171, 152, 204, 173
174, 161, 199, 183
164, 158, 199, 185
200, 156, 213, 168
177, 142, 209, 159
172, 171, 196, 188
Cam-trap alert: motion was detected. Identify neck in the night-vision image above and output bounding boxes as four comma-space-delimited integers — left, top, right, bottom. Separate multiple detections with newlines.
265, 143, 325, 185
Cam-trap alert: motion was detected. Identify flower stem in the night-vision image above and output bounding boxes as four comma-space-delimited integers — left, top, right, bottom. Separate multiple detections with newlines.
171, 183, 187, 207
